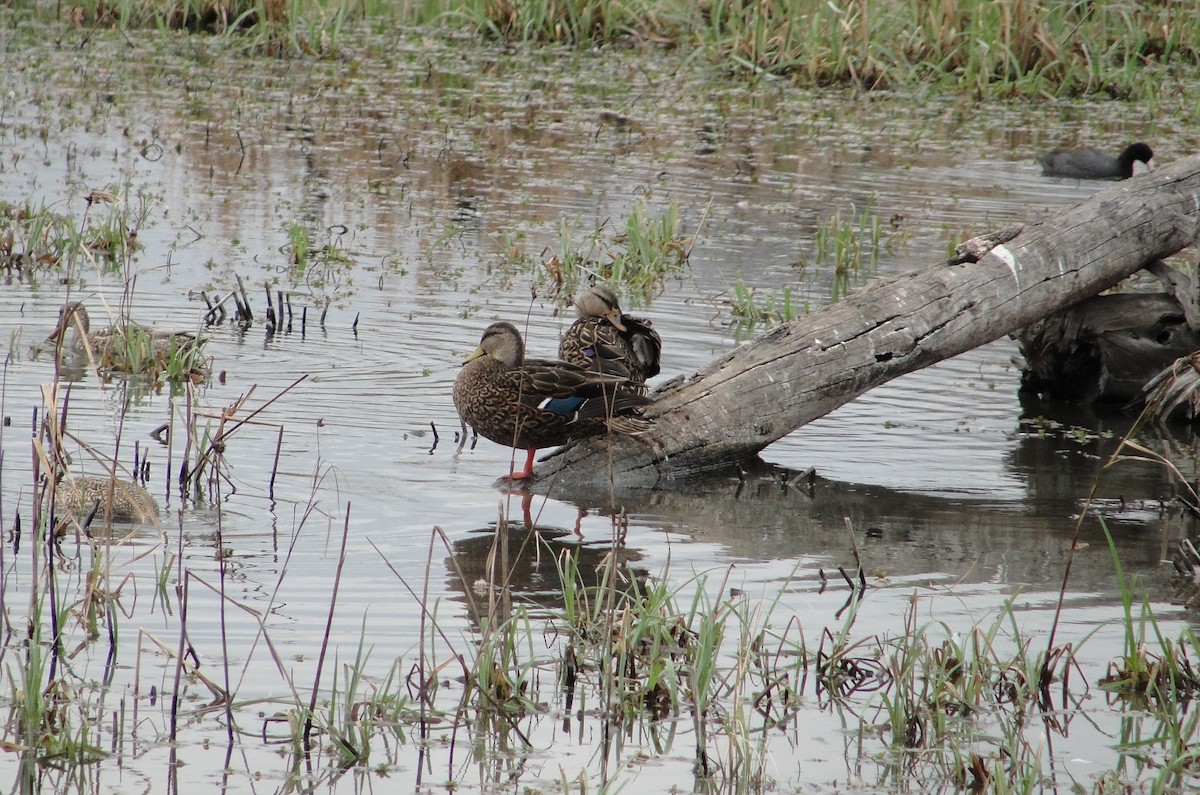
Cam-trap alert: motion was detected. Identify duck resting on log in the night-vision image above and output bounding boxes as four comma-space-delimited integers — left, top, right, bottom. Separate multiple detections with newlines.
525, 153, 1200, 488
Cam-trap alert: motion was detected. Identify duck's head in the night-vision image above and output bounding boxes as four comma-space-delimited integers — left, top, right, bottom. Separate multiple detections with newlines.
466, 321, 525, 369
575, 284, 627, 332
46, 302, 91, 343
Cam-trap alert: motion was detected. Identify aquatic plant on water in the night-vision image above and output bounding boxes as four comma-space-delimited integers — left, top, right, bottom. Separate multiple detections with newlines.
534, 200, 694, 308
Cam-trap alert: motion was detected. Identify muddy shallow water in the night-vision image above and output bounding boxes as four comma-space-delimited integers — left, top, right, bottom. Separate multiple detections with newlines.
2, 15, 1199, 794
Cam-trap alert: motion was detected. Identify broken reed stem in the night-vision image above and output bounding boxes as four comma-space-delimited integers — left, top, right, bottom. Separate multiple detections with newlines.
186, 375, 305, 494
264, 284, 275, 331
201, 289, 242, 326
235, 273, 253, 322
177, 381, 195, 499
215, 443, 235, 745
170, 574, 189, 743
416, 528, 434, 789
487, 502, 511, 627
303, 503, 352, 752
41, 387, 67, 682
166, 400, 177, 508
269, 425, 284, 500
101, 376, 132, 529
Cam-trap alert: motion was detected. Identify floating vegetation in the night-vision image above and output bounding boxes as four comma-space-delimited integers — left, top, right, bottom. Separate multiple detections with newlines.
726, 279, 800, 337
1019, 415, 1116, 445
281, 222, 359, 309
536, 200, 693, 306
815, 203, 882, 303
0, 188, 148, 277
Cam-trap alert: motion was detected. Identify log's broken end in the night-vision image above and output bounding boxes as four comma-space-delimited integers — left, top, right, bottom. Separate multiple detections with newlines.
947, 224, 1024, 265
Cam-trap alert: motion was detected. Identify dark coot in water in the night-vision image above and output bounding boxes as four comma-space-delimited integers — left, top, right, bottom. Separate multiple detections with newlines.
1038, 142, 1154, 180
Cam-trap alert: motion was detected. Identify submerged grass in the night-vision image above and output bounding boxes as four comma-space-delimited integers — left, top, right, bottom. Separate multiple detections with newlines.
532, 199, 694, 307
815, 204, 882, 288
280, 221, 358, 309
319, 497, 1197, 793
726, 202, 889, 337
727, 280, 799, 337
1099, 518, 1200, 709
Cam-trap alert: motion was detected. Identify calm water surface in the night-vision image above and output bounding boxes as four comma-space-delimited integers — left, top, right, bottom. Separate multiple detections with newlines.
0, 17, 1198, 794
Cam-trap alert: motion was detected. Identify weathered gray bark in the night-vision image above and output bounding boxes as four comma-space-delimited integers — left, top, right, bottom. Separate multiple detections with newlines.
537, 153, 1200, 487
1017, 292, 1200, 404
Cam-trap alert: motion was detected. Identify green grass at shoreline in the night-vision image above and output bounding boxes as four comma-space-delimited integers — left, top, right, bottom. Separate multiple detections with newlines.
51, 0, 1200, 100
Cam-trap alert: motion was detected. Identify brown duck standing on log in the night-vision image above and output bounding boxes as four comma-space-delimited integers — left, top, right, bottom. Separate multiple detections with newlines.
453, 321, 651, 480
558, 284, 661, 389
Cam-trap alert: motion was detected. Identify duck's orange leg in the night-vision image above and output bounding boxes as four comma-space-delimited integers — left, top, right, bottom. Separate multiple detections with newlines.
508, 448, 537, 480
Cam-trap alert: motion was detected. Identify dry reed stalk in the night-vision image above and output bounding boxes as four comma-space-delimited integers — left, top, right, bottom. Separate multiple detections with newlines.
302, 504, 352, 752
184, 375, 305, 494
269, 425, 284, 499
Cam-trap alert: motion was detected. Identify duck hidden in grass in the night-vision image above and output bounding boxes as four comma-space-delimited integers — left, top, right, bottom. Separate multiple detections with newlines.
45, 301, 209, 383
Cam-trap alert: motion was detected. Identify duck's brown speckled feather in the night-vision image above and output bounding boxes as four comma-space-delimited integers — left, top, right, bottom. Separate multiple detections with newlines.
55, 476, 160, 522
453, 321, 650, 455
559, 285, 661, 387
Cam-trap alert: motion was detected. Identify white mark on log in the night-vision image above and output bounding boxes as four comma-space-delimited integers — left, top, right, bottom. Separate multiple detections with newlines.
993, 244, 1018, 287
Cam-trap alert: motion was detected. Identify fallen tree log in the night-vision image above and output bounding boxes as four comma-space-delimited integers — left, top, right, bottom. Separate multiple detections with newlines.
537, 153, 1200, 487
1017, 291, 1200, 405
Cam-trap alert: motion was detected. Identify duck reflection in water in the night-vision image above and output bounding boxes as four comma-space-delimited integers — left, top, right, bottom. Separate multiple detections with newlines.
446, 491, 648, 630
